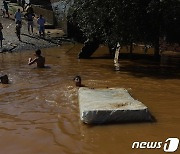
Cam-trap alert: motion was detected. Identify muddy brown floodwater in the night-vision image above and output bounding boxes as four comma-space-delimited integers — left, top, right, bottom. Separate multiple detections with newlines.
0, 44, 179, 154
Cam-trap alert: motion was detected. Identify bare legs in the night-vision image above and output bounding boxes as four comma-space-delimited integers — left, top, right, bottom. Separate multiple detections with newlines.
28, 21, 34, 34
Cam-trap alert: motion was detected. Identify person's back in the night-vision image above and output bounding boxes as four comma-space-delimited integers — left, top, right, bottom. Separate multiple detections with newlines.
37, 16, 45, 26
3, 1, 8, 10
25, 13, 35, 21
14, 9, 22, 23
28, 49, 45, 68
35, 55, 45, 68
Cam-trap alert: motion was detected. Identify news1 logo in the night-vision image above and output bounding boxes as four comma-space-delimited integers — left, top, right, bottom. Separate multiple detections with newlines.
164, 138, 179, 152
132, 138, 179, 152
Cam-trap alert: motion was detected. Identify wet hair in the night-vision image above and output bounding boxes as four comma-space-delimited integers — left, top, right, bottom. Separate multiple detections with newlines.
0, 75, 9, 84
35, 49, 41, 56
74, 76, 81, 82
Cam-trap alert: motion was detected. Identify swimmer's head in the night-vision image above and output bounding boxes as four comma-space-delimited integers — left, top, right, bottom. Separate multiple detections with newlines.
74, 76, 81, 87
0, 75, 9, 84
35, 49, 41, 56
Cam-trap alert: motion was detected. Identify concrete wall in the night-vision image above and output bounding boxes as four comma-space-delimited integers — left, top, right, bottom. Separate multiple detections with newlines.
32, 5, 55, 26
23, 0, 71, 33
50, 0, 73, 34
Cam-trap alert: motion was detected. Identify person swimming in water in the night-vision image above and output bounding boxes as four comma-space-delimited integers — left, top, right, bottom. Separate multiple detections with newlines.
0, 75, 9, 84
28, 49, 45, 68
74, 75, 86, 87
74, 76, 81, 87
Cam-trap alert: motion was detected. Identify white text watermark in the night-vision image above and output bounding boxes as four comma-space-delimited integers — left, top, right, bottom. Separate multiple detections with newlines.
132, 138, 179, 152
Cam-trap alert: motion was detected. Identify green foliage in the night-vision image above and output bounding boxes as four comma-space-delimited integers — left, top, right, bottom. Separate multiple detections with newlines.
71, 0, 180, 51
161, 0, 180, 42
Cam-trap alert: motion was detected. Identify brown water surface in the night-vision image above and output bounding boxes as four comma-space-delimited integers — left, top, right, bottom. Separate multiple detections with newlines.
0, 44, 179, 154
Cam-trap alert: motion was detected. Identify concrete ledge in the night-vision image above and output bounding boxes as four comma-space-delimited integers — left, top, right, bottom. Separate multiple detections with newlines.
78, 88, 152, 124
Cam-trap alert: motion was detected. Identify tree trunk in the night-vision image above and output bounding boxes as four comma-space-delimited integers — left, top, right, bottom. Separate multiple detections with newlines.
154, 36, 160, 58
130, 43, 133, 54
114, 43, 121, 71
154, 0, 161, 59
78, 39, 99, 59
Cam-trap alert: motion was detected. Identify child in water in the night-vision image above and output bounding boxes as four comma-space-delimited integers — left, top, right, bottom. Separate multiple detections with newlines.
74, 76, 86, 87
28, 49, 45, 68
0, 75, 9, 84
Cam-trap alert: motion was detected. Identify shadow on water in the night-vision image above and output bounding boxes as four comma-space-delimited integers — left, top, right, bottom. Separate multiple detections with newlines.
84, 117, 157, 128
119, 65, 180, 79
92, 53, 180, 79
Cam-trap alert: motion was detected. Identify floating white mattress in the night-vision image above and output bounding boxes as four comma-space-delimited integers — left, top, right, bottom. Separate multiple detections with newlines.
78, 88, 152, 124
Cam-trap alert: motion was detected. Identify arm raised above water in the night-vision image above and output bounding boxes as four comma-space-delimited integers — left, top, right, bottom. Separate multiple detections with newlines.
28, 57, 37, 65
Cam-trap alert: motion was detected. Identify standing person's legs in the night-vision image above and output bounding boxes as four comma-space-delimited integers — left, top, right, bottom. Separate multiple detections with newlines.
39, 26, 44, 37
28, 21, 30, 34
18, 25, 21, 41
0, 40, 2, 48
38, 26, 41, 36
5, 9, 9, 18
42, 26, 45, 37
17, 31, 21, 41
16, 24, 21, 41
0, 32, 3, 48
30, 21, 33, 33
28, 21, 33, 34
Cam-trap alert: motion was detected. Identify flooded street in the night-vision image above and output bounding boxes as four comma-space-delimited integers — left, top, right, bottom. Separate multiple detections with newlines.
0, 44, 180, 154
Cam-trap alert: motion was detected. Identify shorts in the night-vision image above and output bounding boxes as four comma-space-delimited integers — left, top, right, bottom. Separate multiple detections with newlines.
5, 8, 8, 13
39, 26, 45, 33
16, 20, 22, 25
28, 21, 33, 26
